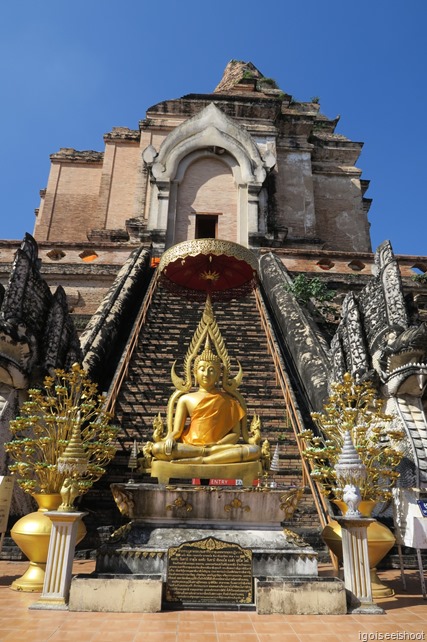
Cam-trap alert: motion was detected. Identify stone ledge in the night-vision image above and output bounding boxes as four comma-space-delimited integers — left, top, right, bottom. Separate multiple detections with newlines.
69, 573, 162, 612
256, 576, 346, 615
104, 127, 140, 141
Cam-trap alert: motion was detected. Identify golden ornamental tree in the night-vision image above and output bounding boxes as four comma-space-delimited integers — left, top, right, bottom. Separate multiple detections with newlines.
5, 363, 118, 498
298, 373, 405, 501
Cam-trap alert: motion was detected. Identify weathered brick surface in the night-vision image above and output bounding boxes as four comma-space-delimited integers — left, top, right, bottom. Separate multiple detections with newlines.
274, 149, 316, 240
175, 157, 238, 243
35, 163, 103, 242
33, 64, 374, 254
312, 174, 372, 252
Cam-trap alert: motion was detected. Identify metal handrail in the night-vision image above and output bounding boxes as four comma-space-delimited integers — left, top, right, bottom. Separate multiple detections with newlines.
253, 286, 330, 531
105, 269, 160, 416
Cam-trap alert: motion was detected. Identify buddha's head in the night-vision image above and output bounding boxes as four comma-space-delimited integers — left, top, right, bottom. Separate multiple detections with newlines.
194, 337, 221, 391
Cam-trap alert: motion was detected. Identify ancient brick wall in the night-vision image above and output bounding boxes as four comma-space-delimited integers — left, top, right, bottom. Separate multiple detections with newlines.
175, 157, 238, 243
34, 161, 103, 242
99, 142, 141, 230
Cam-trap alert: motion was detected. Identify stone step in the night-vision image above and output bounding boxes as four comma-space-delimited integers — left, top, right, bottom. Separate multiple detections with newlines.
0, 537, 26, 561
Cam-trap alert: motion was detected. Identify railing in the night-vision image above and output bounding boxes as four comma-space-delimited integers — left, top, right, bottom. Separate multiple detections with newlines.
253, 285, 331, 531
104, 269, 160, 416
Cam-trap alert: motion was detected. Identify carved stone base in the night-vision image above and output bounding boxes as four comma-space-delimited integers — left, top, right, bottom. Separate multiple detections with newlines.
96, 526, 318, 580
110, 483, 304, 528
99, 483, 318, 610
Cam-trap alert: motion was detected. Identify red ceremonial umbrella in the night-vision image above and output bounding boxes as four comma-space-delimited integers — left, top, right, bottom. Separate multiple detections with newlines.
158, 239, 258, 296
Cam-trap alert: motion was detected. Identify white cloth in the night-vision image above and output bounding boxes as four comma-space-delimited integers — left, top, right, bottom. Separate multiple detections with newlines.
393, 488, 427, 548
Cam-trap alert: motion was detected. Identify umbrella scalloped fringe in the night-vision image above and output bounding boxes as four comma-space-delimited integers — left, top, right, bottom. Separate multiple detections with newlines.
158, 239, 258, 273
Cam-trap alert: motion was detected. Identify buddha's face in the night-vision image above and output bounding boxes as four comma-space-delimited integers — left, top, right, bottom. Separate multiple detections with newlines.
195, 360, 220, 391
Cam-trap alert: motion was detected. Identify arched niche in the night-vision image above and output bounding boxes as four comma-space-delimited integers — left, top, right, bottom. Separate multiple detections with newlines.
172, 150, 239, 245
143, 104, 271, 248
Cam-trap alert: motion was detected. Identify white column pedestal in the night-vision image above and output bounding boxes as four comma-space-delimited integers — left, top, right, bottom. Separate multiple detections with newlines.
337, 516, 384, 614
30, 511, 87, 610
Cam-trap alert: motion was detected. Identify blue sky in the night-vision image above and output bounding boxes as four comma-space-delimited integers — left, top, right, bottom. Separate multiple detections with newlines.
1, 1, 426, 256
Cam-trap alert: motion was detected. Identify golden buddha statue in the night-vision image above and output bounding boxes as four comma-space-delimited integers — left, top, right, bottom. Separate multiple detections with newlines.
152, 343, 260, 464
146, 296, 267, 485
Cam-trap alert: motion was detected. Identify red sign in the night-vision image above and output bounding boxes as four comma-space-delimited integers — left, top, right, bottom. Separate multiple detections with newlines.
192, 478, 243, 486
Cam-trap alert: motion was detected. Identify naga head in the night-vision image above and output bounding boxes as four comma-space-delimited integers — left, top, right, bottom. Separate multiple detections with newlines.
375, 323, 427, 397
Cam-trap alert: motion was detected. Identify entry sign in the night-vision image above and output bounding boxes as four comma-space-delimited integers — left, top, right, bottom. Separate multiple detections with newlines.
209, 479, 243, 486
0, 476, 14, 532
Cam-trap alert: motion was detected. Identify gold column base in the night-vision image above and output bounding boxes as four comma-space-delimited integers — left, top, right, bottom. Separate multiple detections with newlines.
371, 568, 395, 598
10, 561, 46, 592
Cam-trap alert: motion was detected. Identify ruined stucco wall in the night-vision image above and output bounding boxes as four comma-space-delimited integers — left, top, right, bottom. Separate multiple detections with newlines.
313, 174, 372, 252
274, 149, 316, 240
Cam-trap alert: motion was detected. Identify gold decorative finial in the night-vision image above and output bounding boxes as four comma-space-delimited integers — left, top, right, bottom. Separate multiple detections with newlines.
57, 412, 88, 512
128, 440, 139, 484
58, 412, 88, 473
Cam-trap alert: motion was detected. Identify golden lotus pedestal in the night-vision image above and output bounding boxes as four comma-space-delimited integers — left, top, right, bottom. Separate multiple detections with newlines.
150, 460, 262, 487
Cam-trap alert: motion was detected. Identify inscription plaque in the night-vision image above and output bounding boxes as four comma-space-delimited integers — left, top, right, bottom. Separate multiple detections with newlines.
166, 537, 252, 604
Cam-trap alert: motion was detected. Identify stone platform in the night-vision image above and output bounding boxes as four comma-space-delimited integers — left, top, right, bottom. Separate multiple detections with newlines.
97, 483, 318, 581
84, 483, 348, 613
96, 526, 317, 579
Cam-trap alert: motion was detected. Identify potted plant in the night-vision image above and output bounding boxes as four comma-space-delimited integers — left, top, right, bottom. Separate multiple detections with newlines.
5, 363, 118, 591
298, 372, 405, 597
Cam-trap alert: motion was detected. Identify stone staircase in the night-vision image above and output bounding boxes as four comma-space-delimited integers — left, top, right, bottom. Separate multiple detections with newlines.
82, 279, 322, 547
0, 536, 26, 561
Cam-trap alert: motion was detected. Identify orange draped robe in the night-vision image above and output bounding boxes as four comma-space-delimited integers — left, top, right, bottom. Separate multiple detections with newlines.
181, 392, 245, 446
